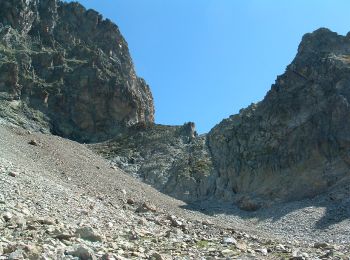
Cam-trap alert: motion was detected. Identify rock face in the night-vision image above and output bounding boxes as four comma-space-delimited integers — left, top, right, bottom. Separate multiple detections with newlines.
208, 28, 350, 206
89, 122, 216, 202
0, 0, 154, 142
90, 28, 350, 208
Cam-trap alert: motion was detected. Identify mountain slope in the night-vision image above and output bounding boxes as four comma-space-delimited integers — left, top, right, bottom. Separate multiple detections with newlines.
1, 124, 349, 259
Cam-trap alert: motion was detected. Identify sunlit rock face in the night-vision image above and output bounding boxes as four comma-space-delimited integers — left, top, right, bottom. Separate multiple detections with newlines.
0, 0, 154, 142
208, 28, 350, 209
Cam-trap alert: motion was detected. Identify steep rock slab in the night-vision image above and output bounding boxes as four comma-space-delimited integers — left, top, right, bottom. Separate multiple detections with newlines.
208, 28, 350, 207
0, 0, 154, 142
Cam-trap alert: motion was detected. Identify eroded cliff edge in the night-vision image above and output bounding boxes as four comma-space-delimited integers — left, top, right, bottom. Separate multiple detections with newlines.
0, 0, 154, 142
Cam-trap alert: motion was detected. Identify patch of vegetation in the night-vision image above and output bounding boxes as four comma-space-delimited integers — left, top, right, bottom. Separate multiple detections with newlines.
196, 240, 209, 248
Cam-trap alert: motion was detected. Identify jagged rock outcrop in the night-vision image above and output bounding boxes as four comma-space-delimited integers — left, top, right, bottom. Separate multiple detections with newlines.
89, 122, 216, 202
0, 0, 154, 142
208, 28, 350, 209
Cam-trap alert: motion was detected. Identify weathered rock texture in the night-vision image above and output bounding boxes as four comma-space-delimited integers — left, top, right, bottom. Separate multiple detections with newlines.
89, 122, 216, 202
0, 0, 154, 142
208, 28, 350, 208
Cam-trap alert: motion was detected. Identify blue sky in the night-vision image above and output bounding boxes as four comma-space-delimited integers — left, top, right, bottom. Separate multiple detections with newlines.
66, 0, 350, 133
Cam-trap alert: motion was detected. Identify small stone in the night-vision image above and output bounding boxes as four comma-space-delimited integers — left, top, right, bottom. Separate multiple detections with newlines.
8, 171, 17, 177
222, 237, 237, 245
107, 222, 114, 228
143, 202, 157, 212
101, 253, 115, 260
55, 232, 74, 240
236, 241, 247, 252
23, 244, 40, 259
275, 244, 286, 251
3, 211, 13, 222
255, 248, 268, 256
28, 139, 38, 146
202, 219, 214, 226
75, 226, 103, 242
126, 198, 135, 205
68, 245, 97, 260
136, 202, 157, 213
314, 242, 329, 249
221, 249, 234, 256
21, 208, 31, 215
0, 194, 5, 204
131, 251, 141, 257
150, 252, 171, 260
138, 218, 146, 225
167, 215, 184, 228
8, 250, 24, 260
13, 216, 26, 228
36, 217, 55, 225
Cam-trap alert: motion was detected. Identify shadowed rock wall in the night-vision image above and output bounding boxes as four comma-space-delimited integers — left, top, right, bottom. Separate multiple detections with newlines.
0, 0, 154, 142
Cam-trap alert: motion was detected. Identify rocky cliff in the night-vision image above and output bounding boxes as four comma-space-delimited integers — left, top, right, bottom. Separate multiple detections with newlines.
208, 28, 350, 209
0, 1, 349, 211
0, 0, 154, 142
89, 28, 350, 210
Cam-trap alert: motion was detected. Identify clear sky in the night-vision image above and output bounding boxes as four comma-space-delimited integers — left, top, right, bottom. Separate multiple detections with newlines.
66, 0, 350, 133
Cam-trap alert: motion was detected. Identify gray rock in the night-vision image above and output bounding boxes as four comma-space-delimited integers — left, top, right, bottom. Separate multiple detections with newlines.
202, 219, 214, 226
28, 139, 38, 146
0, 194, 5, 204
12, 216, 26, 228
8, 250, 24, 260
168, 215, 184, 228
314, 242, 329, 249
3, 211, 13, 222
36, 217, 55, 225
222, 237, 237, 245
67, 245, 97, 260
75, 226, 103, 242
136, 202, 157, 213
255, 248, 268, 256
8, 171, 17, 177
150, 252, 172, 260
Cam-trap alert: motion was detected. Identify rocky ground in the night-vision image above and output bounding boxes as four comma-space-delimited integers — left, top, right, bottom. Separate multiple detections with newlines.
0, 124, 349, 259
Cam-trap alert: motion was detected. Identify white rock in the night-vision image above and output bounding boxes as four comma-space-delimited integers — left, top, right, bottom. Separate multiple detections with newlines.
222, 237, 237, 245
3, 211, 13, 222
